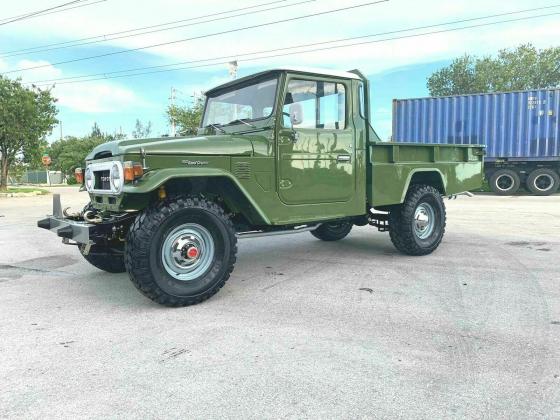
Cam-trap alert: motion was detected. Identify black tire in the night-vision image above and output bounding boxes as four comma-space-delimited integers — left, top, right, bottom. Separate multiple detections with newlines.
489, 169, 520, 195
124, 196, 237, 307
388, 185, 446, 256
526, 168, 559, 196
79, 243, 126, 273
311, 220, 353, 241
79, 203, 126, 273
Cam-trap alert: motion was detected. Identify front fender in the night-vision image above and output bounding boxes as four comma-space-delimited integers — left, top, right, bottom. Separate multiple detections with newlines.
123, 167, 271, 224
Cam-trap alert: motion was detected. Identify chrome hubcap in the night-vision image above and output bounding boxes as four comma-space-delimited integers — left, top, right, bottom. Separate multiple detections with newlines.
533, 174, 553, 192
161, 223, 215, 281
414, 203, 435, 240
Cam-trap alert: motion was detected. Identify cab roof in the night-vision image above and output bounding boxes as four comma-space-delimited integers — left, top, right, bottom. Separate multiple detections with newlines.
205, 67, 363, 96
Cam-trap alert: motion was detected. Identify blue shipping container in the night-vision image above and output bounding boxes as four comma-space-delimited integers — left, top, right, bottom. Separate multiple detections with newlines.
393, 88, 560, 161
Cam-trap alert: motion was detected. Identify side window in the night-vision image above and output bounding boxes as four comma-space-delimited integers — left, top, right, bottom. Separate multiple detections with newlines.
283, 79, 346, 129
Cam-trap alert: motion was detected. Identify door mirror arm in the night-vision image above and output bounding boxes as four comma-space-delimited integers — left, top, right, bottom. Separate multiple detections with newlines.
281, 112, 299, 143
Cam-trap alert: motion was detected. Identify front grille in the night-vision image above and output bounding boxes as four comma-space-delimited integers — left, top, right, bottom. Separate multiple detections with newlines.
94, 170, 111, 190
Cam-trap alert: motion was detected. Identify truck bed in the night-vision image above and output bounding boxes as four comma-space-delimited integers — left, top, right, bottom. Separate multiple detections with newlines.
368, 142, 485, 207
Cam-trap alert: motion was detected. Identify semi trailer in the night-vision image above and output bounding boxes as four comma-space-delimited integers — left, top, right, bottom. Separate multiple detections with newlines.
393, 88, 560, 195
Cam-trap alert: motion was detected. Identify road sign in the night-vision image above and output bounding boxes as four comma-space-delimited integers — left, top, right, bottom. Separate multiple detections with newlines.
42, 155, 51, 166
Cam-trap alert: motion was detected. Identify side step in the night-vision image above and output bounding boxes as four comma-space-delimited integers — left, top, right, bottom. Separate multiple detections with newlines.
236, 224, 321, 239
369, 213, 389, 232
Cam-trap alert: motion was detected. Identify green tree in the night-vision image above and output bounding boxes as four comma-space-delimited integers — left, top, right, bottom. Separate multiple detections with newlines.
0, 76, 58, 190
427, 44, 560, 96
48, 135, 107, 178
90, 122, 103, 138
131, 118, 152, 139
166, 96, 204, 136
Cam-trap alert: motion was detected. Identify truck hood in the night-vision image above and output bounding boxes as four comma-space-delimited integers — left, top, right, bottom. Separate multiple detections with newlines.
86, 135, 254, 160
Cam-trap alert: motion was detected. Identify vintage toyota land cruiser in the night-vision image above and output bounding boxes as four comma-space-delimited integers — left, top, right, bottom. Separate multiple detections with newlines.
38, 68, 484, 306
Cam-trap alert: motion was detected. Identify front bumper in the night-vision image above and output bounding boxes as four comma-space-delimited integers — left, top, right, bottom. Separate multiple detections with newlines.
37, 194, 95, 245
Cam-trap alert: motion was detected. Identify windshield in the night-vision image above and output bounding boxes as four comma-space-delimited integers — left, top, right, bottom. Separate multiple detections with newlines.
202, 77, 278, 128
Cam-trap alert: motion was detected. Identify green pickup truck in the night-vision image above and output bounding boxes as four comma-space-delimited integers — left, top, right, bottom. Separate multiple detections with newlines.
38, 67, 484, 306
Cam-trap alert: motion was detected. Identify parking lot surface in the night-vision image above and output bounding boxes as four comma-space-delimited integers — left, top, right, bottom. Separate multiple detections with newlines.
1, 187, 559, 418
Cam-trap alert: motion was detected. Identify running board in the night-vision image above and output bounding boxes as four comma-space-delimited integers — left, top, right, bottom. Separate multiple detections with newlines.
236, 224, 321, 239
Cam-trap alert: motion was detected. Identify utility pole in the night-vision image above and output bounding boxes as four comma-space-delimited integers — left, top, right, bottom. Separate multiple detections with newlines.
169, 87, 176, 137
59, 121, 63, 140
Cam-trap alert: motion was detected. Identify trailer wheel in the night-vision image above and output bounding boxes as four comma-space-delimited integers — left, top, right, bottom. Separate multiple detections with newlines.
311, 221, 353, 241
125, 196, 237, 307
526, 168, 559, 196
388, 185, 446, 256
79, 243, 126, 273
489, 169, 520, 195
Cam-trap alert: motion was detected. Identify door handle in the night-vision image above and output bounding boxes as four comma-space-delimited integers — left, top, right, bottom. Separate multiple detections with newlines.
336, 154, 351, 163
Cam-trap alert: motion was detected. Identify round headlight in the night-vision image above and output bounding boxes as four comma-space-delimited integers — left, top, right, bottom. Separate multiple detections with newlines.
84, 167, 94, 191
110, 163, 121, 191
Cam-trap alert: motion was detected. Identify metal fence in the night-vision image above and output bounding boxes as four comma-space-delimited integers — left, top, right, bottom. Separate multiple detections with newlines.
10, 170, 64, 185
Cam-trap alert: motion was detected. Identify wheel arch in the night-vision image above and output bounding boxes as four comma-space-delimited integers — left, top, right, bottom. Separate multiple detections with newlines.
400, 169, 446, 202
123, 169, 270, 225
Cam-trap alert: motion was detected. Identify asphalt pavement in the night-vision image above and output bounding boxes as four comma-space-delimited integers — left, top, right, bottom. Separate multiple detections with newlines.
1, 187, 559, 419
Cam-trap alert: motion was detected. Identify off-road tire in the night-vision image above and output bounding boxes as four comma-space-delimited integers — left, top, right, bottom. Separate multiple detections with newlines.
526, 168, 560, 196
489, 169, 520, 195
388, 185, 446, 256
79, 203, 126, 273
124, 196, 237, 307
311, 221, 353, 241
79, 243, 126, 273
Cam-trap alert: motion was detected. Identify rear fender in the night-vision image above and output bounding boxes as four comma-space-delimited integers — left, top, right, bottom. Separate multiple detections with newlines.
400, 169, 447, 202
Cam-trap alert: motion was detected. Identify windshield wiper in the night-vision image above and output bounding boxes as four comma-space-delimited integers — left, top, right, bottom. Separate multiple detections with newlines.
206, 123, 226, 133
228, 118, 257, 129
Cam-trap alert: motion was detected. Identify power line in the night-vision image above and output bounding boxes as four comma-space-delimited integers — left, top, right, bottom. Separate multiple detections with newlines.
0, 0, 84, 24
0, 0, 303, 58
8, 0, 108, 21
26, 5, 560, 86
1, 0, 389, 75
0, 0, 104, 26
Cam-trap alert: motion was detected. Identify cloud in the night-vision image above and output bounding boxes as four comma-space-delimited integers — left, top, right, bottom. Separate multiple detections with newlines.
55, 82, 140, 113
3, 0, 560, 79
7, 59, 148, 113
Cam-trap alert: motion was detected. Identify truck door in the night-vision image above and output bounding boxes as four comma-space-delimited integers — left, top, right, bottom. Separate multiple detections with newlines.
277, 77, 355, 205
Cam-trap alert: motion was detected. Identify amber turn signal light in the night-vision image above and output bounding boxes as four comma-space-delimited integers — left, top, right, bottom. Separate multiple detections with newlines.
75, 167, 84, 184
123, 161, 144, 182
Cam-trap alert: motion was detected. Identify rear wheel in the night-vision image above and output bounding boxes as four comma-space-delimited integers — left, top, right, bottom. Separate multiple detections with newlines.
125, 196, 237, 307
526, 168, 559, 196
311, 220, 353, 241
388, 185, 446, 256
489, 169, 520, 195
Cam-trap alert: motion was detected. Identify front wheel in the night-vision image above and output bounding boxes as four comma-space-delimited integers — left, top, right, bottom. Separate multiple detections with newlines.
79, 243, 126, 273
125, 196, 237, 307
388, 185, 446, 256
